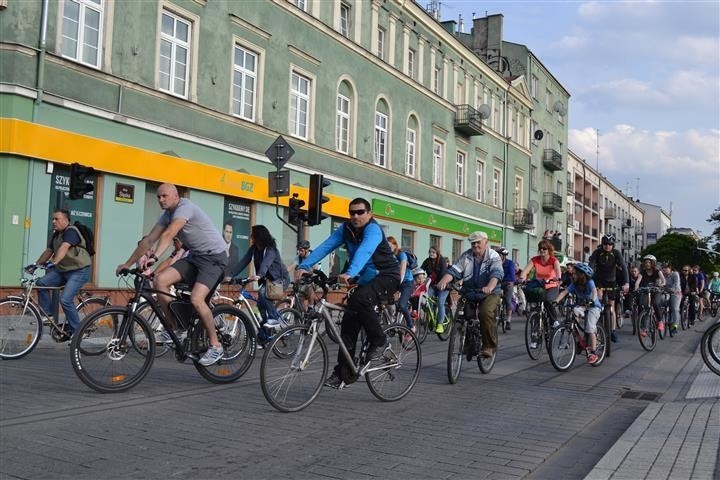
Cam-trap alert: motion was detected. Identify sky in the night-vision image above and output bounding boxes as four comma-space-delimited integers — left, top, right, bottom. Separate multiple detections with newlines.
440, 0, 720, 237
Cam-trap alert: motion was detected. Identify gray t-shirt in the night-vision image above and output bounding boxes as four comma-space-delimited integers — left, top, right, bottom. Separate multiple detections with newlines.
157, 198, 227, 255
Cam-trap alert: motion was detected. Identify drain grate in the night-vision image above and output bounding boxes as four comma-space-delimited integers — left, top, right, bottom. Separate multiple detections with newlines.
621, 390, 662, 401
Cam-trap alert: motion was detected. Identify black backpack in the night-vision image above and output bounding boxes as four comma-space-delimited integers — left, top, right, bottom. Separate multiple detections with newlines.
72, 221, 96, 256
402, 249, 418, 271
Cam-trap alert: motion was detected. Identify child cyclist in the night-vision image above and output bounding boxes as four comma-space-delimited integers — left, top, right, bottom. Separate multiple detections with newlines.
554, 262, 602, 365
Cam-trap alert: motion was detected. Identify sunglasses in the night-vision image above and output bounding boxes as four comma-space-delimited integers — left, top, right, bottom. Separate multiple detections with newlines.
348, 209, 366, 216
471, 241, 482, 246
539, 247, 548, 251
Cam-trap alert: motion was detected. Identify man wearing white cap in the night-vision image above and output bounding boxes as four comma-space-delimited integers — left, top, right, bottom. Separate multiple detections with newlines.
437, 231, 503, 358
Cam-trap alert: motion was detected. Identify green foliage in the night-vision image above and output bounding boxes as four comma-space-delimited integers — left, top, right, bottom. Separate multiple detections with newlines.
707, 206, 720, 246
641, 233, 720, 272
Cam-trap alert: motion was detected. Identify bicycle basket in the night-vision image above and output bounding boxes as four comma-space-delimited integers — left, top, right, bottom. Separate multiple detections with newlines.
523, 286, 546, 303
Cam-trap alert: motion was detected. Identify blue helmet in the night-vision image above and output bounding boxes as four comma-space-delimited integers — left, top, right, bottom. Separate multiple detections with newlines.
574, 262, 594, 278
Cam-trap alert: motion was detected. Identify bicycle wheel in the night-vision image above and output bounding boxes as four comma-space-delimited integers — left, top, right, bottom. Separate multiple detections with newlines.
365, 324, 421, 402
415, 308, 429, 344
680, 302, 689, 330
134, 301, 171, 358
603, 308, 613, 356
277, 307, 302, 327
194, 305, 256, 383
446, 320, 466, 384
710, 300, 718, 318
477, 333, 496, 374
593, 323, 608, 366
700, 322, 720, 375
76, 296, 110, 323
260, 325, 328, 413
637, 312, 656, 352
0, 298, 42, 360
70, 307, 155, 393
437, 308, 452, 341
525, 312, 543, 360
548, 326, 575, 372
496, 304, 506, 334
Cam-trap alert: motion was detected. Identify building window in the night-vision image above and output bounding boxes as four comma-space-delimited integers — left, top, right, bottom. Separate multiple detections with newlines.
159, 10, 191, 98
475, 160, 485, 202
340, 3, 351, 37
336, 93, 350, 154
531, 75, 538, 99
430, 234, 441, 250
432, 140, 444, 187
407, 48, 416, 79
374, 111, 388, 167
290, 71, 311, 139
531, 164, 538, 191
401, 229, 415, 251
492, 168, 502, 207
455, 151, 466, 195
376, 27, 385, 60
546, 89, 552, 112
433, 66, 441, 95
292, 0, 307, 11
514, 176, 523, 210
452, 239, 463, 263
492, 95, 500, 132
530, 119, 538, 145
232, 45, 257, 121
406, 127, 416, 177
61, 0, 103, 68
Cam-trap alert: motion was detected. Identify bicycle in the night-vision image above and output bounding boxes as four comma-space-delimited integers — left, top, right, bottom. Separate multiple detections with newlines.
700, 319, 720, 376
416, 279, 453, 341
494, 297, 508, 334
70, 268, 255, 393
548, 302, 608, 372
259, 273, 421, 412
597, 286, 622, 357
680, 292, 700, 330
522, 280, 558, 360
447, 286, 498, 383
635, 286, 665, 351
0, 267, 110, 359
709, 293, 720, 318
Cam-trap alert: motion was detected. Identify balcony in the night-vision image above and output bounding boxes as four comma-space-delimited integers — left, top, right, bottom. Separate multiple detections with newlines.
454, 104, 485, 137
605, 207, 617, 219
513, 208, 534, 230
543, 149, 563, 171
542, 192, 563, 213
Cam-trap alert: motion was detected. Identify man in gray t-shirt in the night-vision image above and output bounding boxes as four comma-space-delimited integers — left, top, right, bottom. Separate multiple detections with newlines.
117, 183, 228, 366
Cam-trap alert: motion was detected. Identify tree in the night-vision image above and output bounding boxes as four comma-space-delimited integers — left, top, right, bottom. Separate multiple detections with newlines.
641, 233, 719, 272
707, 206, 720, 248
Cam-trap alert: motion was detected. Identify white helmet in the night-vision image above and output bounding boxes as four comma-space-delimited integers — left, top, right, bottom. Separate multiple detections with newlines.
642, 254, 656, 263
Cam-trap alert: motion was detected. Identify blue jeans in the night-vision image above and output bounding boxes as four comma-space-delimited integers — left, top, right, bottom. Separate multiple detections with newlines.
429, 286, 450, 324
257, 284, 280, 322
36, 266, 91, 334
398, 280, 414, 328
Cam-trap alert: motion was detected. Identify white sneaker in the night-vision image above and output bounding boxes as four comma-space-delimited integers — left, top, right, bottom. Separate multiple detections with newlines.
530, 342, 538, 349
264, 318, 282, 329
155, 330, 186, 344
199, 345, 224, 366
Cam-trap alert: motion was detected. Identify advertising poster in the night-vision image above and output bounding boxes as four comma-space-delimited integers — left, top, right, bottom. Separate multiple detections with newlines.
223, 198, 251, 276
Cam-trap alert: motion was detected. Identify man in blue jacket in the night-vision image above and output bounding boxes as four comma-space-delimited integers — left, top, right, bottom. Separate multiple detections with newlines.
297, 198, 399, 389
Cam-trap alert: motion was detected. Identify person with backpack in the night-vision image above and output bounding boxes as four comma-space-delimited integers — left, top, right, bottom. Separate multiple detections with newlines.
387, 236, 415, 333
24, 208, 92, 339
588, 233, 629, 343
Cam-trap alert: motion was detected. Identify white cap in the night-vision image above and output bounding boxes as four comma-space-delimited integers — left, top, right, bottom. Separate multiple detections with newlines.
468, 231, 488, 242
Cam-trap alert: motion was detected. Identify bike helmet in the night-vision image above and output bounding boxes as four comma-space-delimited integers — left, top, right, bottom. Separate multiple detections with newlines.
498, 247, 509, 256
574, 262, 594, 278
713, 272, 719, 277
642, 254, 657, 263
601, 233, 616, 245
297, 240, 311, 250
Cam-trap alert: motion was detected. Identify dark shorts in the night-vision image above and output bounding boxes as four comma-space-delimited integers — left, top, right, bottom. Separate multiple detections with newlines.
172, 252, 228, 290
595, 281, 618, 301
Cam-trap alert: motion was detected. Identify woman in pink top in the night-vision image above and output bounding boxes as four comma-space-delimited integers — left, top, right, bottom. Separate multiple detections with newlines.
520, 239, 562, 324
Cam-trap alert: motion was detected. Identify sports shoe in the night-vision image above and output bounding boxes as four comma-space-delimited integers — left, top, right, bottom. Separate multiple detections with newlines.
529, 341, 538, 349
552, 320, 561, 329
435, 322, 445, 334
264, 318, 282, 329
671, 323, 678, 332
480, 347, 496, 358
199, 345, 224, 366
504, 321, 511, 331
155, 330, 186, 344
610, 331, 619, 343
42, 315, 54, 326
324, 373, 347, 389
366, 340, 391, 363
587, 352, 599, 365
657, 321, 665, 333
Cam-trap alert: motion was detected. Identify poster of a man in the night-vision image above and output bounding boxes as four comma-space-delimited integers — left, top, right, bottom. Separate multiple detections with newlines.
224, 221, 240, 278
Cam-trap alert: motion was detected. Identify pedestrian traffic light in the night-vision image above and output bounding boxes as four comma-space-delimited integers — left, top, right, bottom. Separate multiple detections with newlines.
288, 194, 305, 225
307, 174, 330, 226
69, 163, 95, 200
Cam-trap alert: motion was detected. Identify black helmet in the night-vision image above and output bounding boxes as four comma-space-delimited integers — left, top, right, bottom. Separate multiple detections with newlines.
297, 240, 311, 250
601, 233, 616, 246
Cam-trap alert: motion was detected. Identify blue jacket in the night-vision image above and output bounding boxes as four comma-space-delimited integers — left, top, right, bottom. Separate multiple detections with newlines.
299, 219, 398, 285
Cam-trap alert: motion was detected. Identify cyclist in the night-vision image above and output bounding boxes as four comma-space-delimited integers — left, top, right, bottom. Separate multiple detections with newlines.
637, 254, 666, 334
437, 231, 503, 358
709, 272, 720, 308
679, 265, 699, 326
388, 236, 415, 333
287, 240, 321, 301
693, 265, 707, 319
554, 263, 602, 365
421, 246, 449, 333
25, 208, 92, 339
519, 239, 562, 329
661, 262, 681, 332
116, 183, 228, 367
588, 233, 629, 343
296, 198, 400, 389
497, 247, 516, 331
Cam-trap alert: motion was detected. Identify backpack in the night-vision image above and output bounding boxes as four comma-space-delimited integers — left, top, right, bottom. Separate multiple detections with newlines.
72, 221, 96, 256
402, 249, 418, 271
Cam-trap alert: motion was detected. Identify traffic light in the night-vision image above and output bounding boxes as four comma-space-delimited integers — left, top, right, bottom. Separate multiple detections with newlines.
288, 194, 305, 225
69, 163, 95, 200
307, 174, 330, 226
